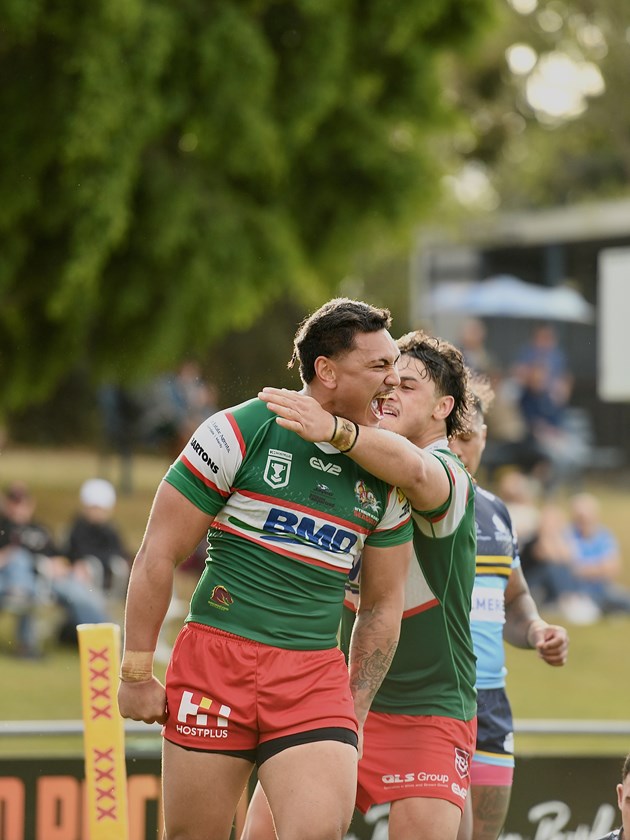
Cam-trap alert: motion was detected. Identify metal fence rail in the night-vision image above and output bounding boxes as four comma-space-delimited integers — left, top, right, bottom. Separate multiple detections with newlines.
2, 719, 630, 737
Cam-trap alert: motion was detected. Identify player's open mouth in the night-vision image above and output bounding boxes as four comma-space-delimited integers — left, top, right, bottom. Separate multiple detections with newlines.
371, 395, 393, 419
371, 398, 384, 420
379, 396, 398, 418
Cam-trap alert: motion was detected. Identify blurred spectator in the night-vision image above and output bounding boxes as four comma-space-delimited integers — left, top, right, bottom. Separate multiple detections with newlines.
565, 493, 630, 615
496, 469, 542, 549
64, 478, 130, 600
458, 317, 498, 377
0, 488, 41, 657
519, 501, 600, 625
513, 324, 573, 408
139, 360, 218, 457
518, 361, 589, 489
97, 383, 140, 494
0, 482, 110, 652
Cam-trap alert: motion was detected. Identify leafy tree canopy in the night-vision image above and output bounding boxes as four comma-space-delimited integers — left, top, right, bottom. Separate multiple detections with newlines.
439, 0, 630, 213
0, 0, 492, 410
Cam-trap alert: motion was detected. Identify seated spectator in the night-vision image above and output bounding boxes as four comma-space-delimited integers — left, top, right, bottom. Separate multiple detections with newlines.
0, 482, 110, 651
64, 478, 130, 599
0, 487, 41, 657
519, 501, 600, 625
566, 493, 630, 616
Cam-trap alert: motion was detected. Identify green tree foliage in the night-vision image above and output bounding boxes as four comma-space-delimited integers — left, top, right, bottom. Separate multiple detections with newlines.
0, 0, 492, 410
442, 0, 630, 210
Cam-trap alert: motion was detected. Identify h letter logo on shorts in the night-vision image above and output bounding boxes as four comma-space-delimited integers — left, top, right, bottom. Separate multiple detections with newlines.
177, 690, 232, 728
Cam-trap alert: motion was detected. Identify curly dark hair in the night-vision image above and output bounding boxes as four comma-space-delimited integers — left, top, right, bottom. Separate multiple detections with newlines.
289, 298, 392, 384
397, 330, 471, 438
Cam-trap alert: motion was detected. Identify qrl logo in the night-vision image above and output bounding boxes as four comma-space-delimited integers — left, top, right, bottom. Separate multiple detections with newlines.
264, 449, 293, 489
455, 748, 471, 779
177, 691, 232, 728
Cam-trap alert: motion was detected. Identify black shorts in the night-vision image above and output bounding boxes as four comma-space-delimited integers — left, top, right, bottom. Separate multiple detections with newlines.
476, 687, 514, 757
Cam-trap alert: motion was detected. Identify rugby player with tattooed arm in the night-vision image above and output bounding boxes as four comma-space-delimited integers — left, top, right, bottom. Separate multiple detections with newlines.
118, 298, 412, 840
257, 331, 477, 840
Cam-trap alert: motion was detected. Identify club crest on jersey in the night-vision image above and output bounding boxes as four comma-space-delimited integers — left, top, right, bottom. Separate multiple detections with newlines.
353, 479, 380, 523
355, 480, 380, 512
454, 748, 471, 779
264, 449, 293, 489
208, 585, 233, 611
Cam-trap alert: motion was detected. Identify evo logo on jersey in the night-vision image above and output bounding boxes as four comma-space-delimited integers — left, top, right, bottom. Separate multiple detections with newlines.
264, 449, 293, 489
176, 690, 231, 739
263, 508, 358, 554
309, 457, 342, 475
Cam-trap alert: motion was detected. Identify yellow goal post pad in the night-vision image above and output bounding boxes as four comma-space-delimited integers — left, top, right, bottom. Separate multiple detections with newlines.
77, 622, 129, 840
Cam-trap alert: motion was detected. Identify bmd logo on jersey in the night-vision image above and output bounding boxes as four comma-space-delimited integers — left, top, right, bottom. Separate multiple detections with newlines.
264, 449, 293, 489
263, 508, 358, 554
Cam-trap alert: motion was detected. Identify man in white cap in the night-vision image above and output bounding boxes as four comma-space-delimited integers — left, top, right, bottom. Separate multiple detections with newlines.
65, 478, 129, 595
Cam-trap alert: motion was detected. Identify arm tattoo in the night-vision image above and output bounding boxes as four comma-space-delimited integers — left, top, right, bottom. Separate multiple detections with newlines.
350, 639, 398, 697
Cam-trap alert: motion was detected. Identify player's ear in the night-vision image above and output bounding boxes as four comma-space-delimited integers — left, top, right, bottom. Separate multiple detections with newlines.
313, 356, 337, 390
434, 394, 455, 421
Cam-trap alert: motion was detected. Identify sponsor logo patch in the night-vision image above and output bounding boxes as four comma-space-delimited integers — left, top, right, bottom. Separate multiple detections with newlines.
190, 437, 220, 474
264, 449, 293, 489
451, 782, 468, 799
208, 585, 233, 611
309, 456, 342, 475
175, 690, 231, 739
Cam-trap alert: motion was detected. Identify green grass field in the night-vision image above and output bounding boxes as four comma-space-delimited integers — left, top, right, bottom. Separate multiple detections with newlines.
1, 446, 629, 758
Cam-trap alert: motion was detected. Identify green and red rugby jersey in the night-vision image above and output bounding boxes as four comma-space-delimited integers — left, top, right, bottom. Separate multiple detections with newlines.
342, 441, 477, 720
165, 398, 412, 651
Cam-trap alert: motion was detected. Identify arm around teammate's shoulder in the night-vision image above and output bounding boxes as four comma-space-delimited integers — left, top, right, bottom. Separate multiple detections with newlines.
345, 426, 452, 512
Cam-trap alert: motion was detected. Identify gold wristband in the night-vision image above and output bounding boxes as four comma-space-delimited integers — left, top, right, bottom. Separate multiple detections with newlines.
330, 416, 359, 453
120, 650, 154, 683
